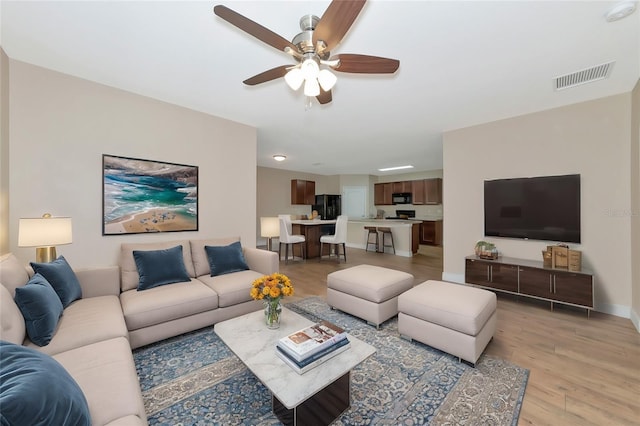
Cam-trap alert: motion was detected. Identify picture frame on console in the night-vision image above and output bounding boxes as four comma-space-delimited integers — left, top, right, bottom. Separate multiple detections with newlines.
102, 154, 198, 235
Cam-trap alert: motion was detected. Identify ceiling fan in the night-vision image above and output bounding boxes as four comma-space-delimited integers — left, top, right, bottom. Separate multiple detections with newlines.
213, 0, 399, 105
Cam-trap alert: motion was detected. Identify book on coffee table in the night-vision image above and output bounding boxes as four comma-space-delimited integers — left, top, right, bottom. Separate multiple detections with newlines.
277, 320, 347, 362
276, 337, 351, 374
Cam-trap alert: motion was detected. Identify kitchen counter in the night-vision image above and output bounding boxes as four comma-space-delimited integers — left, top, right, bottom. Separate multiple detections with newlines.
290, 220, 337, 259
346, 219, 420, 257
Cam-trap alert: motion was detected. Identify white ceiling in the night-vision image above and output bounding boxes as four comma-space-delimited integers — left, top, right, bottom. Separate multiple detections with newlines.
2, 1, 639, 176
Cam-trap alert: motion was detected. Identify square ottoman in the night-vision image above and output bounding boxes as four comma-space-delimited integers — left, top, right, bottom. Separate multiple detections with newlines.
327, 264, 414, 328
398, 280, 497, 365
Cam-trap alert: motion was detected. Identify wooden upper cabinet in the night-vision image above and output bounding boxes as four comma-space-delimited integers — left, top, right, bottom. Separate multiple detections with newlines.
412, 180, 426, 204
392, 181, 412, 193
291, 179, 315, 205
374, 183, 393, 205
411, 178, 442, 204
424, 178, 442, 204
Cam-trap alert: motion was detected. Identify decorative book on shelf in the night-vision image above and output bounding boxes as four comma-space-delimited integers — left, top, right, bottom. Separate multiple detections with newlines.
277, 320, 347, 362
276, 338, 351, 374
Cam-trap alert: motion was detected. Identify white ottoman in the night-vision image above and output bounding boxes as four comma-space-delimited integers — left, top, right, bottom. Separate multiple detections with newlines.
398, 280, 497, 365
327, 264, 414, 328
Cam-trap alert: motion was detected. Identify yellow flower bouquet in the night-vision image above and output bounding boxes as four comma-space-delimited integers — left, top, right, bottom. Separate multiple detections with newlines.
251, 273, 294, 328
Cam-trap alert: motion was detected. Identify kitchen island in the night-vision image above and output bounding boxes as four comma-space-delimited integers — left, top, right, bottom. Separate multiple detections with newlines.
291, 219, 337, 259
346, 219, 421, 257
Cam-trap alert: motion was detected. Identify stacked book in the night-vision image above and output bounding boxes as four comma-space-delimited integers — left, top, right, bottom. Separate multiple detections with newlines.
276, 320, 350, 374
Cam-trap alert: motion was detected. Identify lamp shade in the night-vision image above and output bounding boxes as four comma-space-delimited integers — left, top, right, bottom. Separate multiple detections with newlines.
318, 69, 337, 91
18, 217, 73, 247
260, 217, 280, 238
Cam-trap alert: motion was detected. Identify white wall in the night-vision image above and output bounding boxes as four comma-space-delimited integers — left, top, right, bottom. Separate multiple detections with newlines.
443, 93, 632, 317
8, 60, 257, 268
631, 79, 640, 331
0, 49, 9, 255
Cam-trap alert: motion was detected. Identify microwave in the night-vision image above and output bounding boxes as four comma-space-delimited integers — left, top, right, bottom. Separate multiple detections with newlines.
392, 192, 412, 204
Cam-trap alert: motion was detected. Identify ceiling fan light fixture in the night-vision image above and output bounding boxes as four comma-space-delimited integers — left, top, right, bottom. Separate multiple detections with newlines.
318, 69, 337, 91
301, 58, 319, 80
284, 67, 304, 90
304, 78, 320, 97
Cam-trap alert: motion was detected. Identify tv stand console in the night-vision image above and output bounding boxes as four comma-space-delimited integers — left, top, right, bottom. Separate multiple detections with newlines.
465, 255, 594, 316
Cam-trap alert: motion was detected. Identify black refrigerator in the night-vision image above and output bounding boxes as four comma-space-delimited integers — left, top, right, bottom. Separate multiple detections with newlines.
313, 194, 341, 220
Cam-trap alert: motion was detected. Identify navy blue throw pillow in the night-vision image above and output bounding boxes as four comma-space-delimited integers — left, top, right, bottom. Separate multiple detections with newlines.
133, 245, 191, 291
14, 273, 64, 346
0, 341, 91, 425
205, 241, 249, 277
31, 256, 82, 308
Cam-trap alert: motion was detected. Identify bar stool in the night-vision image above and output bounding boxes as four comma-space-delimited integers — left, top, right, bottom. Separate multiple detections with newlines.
365, 226, 379, 252
378, 227, 395, 254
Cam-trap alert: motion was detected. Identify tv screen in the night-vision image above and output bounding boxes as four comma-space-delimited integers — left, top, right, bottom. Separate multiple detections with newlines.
484, 174, 581, 243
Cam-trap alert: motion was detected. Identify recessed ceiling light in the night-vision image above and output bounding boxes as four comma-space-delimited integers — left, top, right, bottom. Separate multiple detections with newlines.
606, 1, 637, 22
273, 155, 286, 162
378, 165, 414, 172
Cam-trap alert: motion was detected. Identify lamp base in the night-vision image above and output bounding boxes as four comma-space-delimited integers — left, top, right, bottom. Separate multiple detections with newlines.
266, 237, 274, 252
35, 247, 57, 263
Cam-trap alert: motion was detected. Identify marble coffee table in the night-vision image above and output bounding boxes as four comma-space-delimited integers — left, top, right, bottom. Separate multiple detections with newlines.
214, 307, 376, 426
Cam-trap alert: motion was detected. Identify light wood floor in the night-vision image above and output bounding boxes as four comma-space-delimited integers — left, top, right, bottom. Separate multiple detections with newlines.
276, 246, 640, 426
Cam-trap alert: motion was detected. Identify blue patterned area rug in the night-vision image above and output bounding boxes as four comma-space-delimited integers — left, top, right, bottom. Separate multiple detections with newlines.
133, 297, 528, 425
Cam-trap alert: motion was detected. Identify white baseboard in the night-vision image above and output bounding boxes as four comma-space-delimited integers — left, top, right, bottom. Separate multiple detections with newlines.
595, 303, 631, 319
630, 308, 640, 333
442, 272, 465, 284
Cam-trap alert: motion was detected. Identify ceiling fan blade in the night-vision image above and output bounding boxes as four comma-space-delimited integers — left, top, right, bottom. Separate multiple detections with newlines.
331, 54, 399, 74
214, 5, 297, 53
243, 65, 291, 86
313, 0, 366, 52
316, 89, 333, 105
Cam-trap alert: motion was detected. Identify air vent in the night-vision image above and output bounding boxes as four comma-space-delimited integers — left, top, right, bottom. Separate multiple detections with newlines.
554, 62, 615, 91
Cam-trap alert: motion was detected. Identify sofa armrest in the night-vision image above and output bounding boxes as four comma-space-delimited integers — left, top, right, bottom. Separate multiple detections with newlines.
243, 248, 278, 275
75, 266, 121, 298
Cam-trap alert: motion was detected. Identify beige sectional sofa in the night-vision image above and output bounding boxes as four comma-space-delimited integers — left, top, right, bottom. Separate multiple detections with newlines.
0, 237, 278, 425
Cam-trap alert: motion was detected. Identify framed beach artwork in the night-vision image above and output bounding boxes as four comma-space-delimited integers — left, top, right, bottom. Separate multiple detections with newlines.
102, 154, 198, 235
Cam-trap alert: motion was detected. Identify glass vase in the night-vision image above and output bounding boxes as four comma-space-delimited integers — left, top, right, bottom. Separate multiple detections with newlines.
264, 298, 282, 329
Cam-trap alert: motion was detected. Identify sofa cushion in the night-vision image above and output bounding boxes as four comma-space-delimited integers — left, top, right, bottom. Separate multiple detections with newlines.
0, 341, 91, 426
24, 295, 128, 356
205, 241, 250, 277
0, 253, 30, 297
198, 269, 263, 308
53, 337, 148, 426
190, 237, 240, 277
133, 245, 191, 291
120, 280, 218, 331
31, 256, 82, 308
14, 273, 64, 346
0, 285, 26, 345
120, 240, 195, 292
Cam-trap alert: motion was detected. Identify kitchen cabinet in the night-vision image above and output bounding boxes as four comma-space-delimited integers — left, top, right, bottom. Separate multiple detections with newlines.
392, 181, 412, 193
425, 178, 442, 204
465, 255, 594, 315
420, 220, 442, 246
411, 223, 420, 254
412, 180, 425, 204
291, 179, 315, 205
411, 178, 442, 205
374, 183, 393, 205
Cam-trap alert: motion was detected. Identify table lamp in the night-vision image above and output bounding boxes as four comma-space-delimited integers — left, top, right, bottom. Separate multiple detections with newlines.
18, 213, 73, 262
260, 217, 280, 252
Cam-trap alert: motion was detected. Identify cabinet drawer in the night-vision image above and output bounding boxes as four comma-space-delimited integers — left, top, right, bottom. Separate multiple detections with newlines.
465, 259, 490, 284
519, 267, 552, 299
489, 264, 518, 292
553, 272, 593, 307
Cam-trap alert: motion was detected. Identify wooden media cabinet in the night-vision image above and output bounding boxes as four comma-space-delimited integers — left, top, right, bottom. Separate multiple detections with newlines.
465, 255, 594, 316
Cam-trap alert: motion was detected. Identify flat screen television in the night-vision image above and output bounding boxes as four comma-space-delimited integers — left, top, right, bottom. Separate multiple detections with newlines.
484, 174, 581, 243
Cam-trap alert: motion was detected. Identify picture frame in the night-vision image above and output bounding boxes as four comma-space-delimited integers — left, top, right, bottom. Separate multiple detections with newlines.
102, 154, 198, 235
